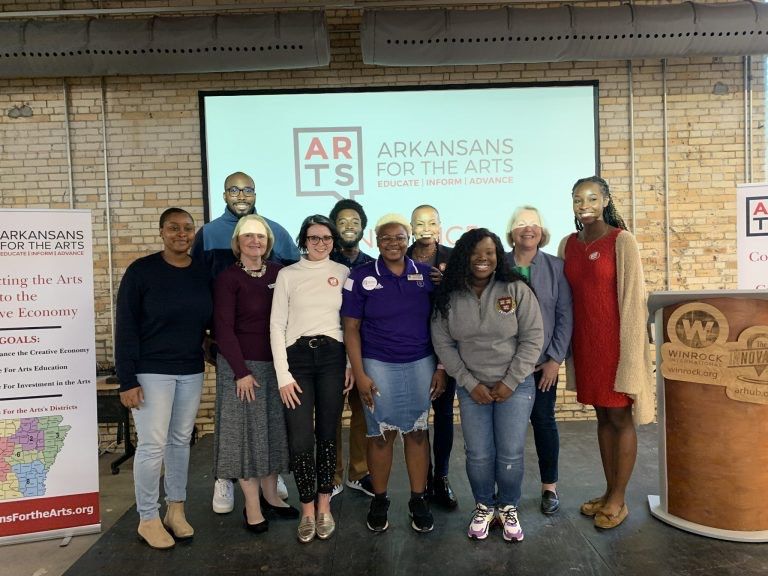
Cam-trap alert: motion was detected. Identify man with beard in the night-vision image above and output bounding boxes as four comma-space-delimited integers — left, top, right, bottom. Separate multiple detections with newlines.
192, 171, 299, 514
328, 199, 375, 498
406, 204, 458, 510
192, 171, 300, 277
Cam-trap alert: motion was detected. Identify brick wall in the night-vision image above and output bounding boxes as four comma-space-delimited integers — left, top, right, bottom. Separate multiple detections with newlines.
1, 1, 764, 445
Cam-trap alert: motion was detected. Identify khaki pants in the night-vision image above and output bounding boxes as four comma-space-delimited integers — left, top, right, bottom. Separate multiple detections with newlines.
334, 386, 369, 485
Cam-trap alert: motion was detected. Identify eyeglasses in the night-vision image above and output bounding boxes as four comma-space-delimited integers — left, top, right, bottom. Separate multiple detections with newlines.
307, 235, 334, 245
377, 234, 408, 244
225, 186, 255, 198
512, 220, 542, 229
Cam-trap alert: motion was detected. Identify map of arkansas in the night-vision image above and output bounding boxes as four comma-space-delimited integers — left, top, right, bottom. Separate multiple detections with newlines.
0, 416, 71, 499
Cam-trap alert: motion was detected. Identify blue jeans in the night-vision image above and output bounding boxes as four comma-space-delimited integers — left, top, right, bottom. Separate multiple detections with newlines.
530, 370, 559, 485
457, 375, 535, 508
132, 372, 203, 520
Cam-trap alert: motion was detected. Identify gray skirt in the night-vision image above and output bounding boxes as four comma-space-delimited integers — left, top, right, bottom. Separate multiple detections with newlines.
214, 356, 289, 479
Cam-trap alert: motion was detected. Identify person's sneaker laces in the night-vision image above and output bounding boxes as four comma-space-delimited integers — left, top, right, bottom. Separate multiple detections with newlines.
366, 497, 390, 532
276, 475, 289, 500
408, 496, 434, 533
212, 479, 234, 514
345, 474, 375, 497
499, 504, 524, 542
467, 503, 495, 540
330, 483, 344, 500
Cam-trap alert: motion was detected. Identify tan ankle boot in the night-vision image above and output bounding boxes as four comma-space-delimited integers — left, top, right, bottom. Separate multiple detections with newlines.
163, 501, 194, 539
138, 517, 175, 549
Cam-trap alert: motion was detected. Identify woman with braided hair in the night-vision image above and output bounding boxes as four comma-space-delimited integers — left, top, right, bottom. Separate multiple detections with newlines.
558, 176, 653, 530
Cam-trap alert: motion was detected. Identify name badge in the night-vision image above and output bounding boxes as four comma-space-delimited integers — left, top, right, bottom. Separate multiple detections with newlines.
407, 274, 424, 281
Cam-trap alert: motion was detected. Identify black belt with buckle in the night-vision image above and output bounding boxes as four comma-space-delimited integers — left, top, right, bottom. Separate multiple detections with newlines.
297, 335, 331, 349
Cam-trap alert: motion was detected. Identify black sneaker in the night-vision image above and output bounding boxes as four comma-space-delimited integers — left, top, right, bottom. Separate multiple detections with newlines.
408, 496, 434, 533
367, 497, 390, 532
346, 474, 375, 497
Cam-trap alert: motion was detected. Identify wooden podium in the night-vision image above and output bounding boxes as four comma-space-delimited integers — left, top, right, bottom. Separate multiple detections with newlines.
648, 290, 768, 542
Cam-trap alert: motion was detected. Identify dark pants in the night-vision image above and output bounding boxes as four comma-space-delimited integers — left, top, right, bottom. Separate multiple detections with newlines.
529, 370, 559, 485
429, 375, 457, 479
284, 337, 346, 504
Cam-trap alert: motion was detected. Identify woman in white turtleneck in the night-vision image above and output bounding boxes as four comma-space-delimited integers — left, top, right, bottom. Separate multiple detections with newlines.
270, 214, 352, 544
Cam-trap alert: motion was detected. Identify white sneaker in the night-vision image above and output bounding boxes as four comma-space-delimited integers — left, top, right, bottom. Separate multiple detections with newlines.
212, 478, 234, 514
277, 474, 289, 500
330, 483, 344, 500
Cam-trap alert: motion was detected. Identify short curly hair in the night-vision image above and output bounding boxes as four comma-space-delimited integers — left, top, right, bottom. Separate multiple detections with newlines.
329, 198, 368, 230
374, 213, 411, 236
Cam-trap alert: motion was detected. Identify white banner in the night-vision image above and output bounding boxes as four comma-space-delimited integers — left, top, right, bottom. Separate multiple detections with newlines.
0, 209, 100, 545
737, 184, 768, 290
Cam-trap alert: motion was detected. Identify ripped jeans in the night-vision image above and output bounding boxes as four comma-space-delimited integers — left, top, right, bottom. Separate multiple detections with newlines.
361, 355, 435, 437
457, 375, 535, 508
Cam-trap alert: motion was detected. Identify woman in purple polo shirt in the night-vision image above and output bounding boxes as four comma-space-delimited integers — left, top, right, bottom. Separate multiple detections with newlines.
342, 213, 446, 535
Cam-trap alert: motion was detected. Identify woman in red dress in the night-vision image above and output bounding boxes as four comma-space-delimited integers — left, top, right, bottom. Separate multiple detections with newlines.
559, 176, 653, 530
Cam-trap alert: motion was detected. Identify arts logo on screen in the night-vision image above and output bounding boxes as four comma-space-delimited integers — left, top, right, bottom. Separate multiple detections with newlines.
293, 127, 363, 200
747, 196, 768, 236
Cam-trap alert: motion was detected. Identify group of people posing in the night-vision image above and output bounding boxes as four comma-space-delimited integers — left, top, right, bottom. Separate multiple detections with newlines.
115, 172, 653, 550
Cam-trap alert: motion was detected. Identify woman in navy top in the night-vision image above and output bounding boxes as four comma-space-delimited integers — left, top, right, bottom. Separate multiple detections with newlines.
342, 213, 445, 535
116, 208, 212, 550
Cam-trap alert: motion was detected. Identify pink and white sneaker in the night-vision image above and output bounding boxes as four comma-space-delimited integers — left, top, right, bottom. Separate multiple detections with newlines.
499, 504, 524, 542
467, 503, 495, 540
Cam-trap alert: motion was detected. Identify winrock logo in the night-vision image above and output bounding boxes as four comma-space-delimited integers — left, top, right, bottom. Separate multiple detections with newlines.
747, 195, 768, 236
669, 305, 727, 349
294, 127, 363, 201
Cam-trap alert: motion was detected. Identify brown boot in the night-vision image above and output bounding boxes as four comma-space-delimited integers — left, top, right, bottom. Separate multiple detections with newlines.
163, 501, 194, 539
138, 517, 175, 549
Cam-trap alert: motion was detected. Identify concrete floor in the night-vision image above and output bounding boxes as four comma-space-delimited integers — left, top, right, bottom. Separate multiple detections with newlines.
2, 450, 137, 576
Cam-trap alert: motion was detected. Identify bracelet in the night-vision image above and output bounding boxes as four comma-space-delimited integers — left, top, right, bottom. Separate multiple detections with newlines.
436, 363, 445, 370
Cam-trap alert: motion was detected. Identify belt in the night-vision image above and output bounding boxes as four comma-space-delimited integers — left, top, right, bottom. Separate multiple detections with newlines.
296, 335, 332, 349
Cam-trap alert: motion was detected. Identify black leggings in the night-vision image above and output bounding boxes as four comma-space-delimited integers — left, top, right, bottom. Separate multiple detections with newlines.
284, 337, 346, 504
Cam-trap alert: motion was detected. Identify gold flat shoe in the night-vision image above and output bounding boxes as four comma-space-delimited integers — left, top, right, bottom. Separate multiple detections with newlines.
316, 512, 335, 540
580, 496, 605, 517
594, 504, 629, 529
297, 516, 316, 543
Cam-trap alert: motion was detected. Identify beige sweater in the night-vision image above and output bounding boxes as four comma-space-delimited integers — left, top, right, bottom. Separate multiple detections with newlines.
558, 230, 655, 425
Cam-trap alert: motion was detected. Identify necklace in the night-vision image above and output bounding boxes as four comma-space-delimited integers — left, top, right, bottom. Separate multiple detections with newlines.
237, 259, 267, 278
580, 227, 609, 251
412, 241, 437, 264
579, 227, 610, 261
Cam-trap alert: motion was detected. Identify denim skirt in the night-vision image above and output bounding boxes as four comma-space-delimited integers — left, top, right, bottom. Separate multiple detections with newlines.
361, 355, 435, 436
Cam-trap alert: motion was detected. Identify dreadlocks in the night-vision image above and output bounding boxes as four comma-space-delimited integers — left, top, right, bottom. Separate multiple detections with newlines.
571, 176, 627, 232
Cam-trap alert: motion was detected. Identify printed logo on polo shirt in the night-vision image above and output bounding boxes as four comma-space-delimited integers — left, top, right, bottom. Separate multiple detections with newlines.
362, 276, 378, 291
496, 296, 516, 315
328, 276, 339, 287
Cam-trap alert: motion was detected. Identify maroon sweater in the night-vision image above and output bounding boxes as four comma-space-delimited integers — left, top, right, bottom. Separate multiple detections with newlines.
213, 262, 282, 379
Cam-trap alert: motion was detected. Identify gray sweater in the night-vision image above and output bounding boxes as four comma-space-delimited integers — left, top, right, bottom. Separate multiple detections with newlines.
431, 279, 544, 393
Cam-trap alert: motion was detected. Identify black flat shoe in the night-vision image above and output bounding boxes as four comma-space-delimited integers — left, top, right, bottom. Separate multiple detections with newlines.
260, 495, 300, 519
432, 476, 458, 509
541, 490, 560, 515
243, 508, 269, 533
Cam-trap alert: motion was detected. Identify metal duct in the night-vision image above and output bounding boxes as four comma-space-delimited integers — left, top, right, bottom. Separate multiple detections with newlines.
0, 12, 329, 78
362, 2, 768, 66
